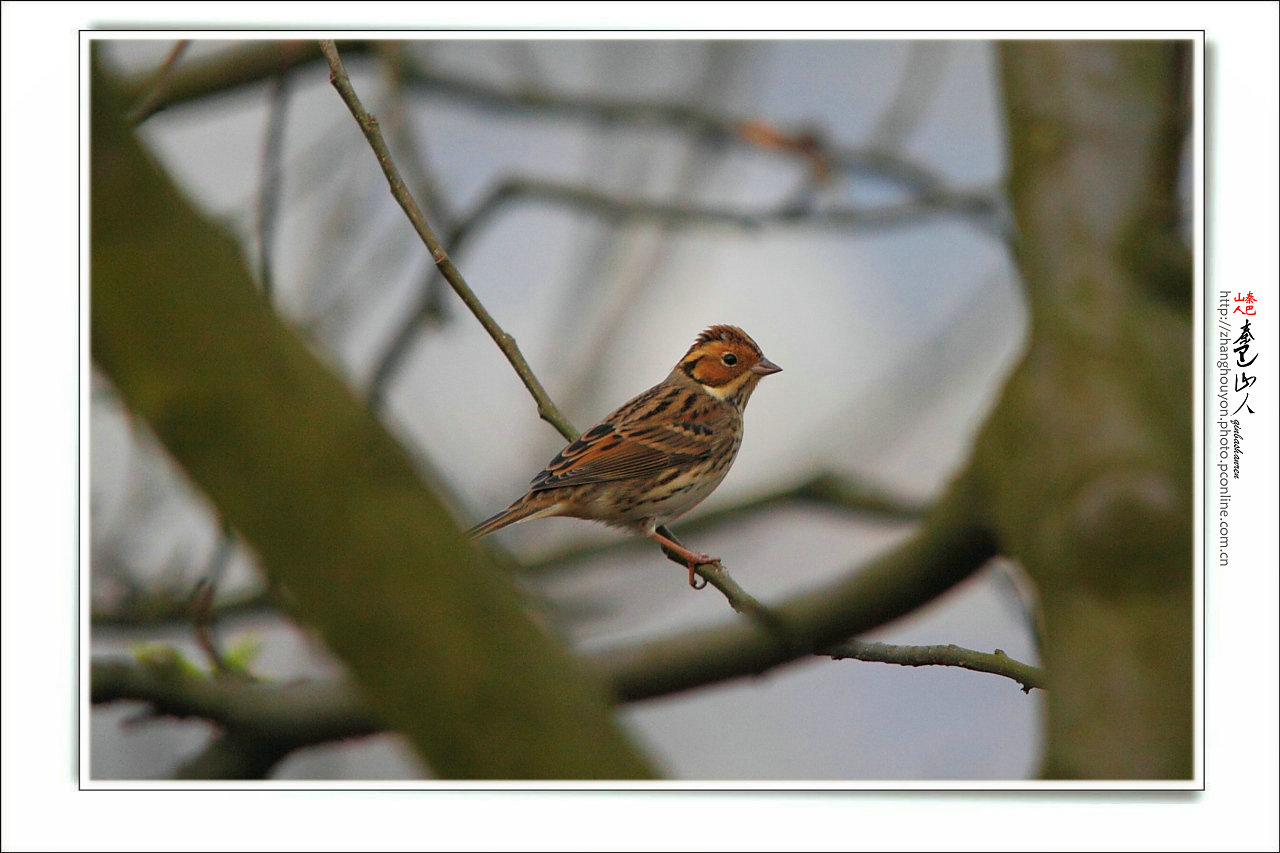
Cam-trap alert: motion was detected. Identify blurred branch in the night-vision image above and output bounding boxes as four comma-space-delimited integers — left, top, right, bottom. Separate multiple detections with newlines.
366, 174, 998, 403
866, 42, 949, 153
122, 40, 361, 121
125, 39, 191, 124
119, 40, 990, 210
452, 177, 1000, 242
525, 471, 926, 573
175, 733, 283, 780
93, 585, 275, 630
256, 72, 291, 299
320, 40, 579, 443
124, 40, 1002, 410
388, 55, 965, 201
827, 640, 1045, 693
92, 654, 380, 779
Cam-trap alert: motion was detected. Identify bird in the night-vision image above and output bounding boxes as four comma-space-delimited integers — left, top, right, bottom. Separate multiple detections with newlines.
468, 324, 781, 587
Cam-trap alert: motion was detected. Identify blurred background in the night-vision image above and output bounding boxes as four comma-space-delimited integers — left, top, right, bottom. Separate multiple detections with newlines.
90, 38, 1043, 780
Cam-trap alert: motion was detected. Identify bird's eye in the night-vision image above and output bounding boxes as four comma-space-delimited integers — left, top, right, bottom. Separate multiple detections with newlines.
721, 352, 738, 366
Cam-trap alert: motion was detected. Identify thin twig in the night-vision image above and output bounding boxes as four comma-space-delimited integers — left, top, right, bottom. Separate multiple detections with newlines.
376, 42, 457, 232
679, 553, 794, 646
596, 470, 1001, 702
320, 40, 578, 442
364, 43, 457, 411
826, 640, 1046, 693
322, 41, 795, 635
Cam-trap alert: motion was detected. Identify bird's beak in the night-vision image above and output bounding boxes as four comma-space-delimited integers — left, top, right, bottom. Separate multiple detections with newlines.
751, 357, 782, 376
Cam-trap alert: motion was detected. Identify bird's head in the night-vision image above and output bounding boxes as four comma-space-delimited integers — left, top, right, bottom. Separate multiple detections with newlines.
677, 325, 781, 407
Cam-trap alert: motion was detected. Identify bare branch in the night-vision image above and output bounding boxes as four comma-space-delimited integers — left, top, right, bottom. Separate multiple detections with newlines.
450, 177, 1001, 241
120, 41, 990, 212
92, 655, 380, 744
827, 640, 1045, 693
364, 43, 458, 412
320, 40, 579, 442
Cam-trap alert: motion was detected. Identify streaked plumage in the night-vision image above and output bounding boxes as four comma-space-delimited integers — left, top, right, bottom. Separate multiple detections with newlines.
468, 325, 781, 586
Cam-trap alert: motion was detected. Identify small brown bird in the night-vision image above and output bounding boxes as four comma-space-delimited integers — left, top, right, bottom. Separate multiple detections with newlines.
469, 325, 781, 586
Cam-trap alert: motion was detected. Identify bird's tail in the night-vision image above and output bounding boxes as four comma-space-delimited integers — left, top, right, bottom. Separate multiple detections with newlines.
466, 497, 556, 539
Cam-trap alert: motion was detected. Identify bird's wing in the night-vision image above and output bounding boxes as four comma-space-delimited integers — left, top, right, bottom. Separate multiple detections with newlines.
529, 385, 716, 492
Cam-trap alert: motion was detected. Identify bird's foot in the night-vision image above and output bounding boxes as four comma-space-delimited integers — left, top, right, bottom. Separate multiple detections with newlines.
685, 553, 719, 589
648, 530, 719, 590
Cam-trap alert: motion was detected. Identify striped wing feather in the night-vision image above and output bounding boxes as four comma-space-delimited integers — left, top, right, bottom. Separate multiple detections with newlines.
529, 385, 715, 492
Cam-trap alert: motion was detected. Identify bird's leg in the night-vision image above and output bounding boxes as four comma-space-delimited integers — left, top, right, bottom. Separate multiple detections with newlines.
649, 527, 716, 589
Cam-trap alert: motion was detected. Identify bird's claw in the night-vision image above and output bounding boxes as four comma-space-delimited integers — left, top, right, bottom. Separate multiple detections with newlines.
687, 555, 718, 590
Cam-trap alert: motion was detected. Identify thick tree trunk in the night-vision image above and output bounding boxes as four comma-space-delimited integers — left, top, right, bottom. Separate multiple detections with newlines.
976, 40, 1194, 778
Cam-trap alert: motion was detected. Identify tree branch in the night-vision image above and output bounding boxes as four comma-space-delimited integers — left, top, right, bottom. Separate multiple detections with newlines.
320, 40, 579, 443
827, 640, 1045, 693
322, 40, 793, 628
320, 41, 999, 660
92, 654, 381, 779
93, 586, 275, 630
593, 468, 1000, 702
93, 608, 1044, 778
122, 40, 354, 122
120, 40, 992, 215
128, 40, 1003, 412
449, 177, 1001, 242
125, 39, 191, 124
